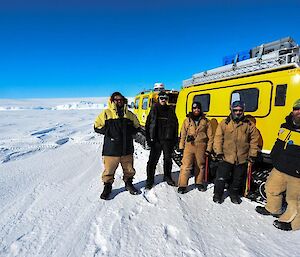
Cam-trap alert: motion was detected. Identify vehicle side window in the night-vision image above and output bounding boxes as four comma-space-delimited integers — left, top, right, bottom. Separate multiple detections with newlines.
231, 88, 259, 112
193, 94, 210, 112
149, 98, 153, 108
142, 97, 148, 110
134, 98, 140, 109
275, 84, 287, 106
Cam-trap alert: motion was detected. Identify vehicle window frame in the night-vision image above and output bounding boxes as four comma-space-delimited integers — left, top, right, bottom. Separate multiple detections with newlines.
230, 88, 259, 112
134, 98, 140, 109
142, 97, 148, 110
193, 94, 211, 112
274, 84, 287, 106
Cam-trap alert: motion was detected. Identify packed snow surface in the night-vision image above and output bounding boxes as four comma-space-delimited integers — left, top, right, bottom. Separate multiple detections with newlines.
0, 98, 299, 257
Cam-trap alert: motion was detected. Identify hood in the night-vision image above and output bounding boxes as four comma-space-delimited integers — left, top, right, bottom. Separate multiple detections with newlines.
107, 98, 128, 115
225, 114, 247, 124
285, 112, 300, 129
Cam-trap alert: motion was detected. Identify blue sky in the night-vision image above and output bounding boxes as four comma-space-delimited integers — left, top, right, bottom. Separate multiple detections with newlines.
1, 0, 300, 98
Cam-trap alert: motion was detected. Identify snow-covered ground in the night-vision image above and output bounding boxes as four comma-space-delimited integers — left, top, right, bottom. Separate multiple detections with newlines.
0, 98, 299, 257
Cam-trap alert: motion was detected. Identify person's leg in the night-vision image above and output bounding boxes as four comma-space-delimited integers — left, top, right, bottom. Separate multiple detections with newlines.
120, 154, 139, 194
229, 163, 247, 200
229, 163, 247, 195
291, 194, 300, 231
213, 161, 232, 202
102, 156, 120, 183
161, 140, 174, 179
178, 145, 194, 187
120, 154, 136, 182
100, 156, 120, 199
279, 175, 300, 223
194, 143, 206, 186
264, 168, 287, 214
146, 142, 162, 187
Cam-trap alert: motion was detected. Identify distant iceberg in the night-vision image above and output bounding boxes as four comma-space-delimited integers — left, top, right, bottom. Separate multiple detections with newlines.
0, 106, 50, 111
0, 98, 108, 111
52, 101, 106, 110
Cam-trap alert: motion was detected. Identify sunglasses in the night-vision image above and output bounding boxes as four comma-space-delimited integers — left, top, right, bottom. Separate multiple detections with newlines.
232, 109, 244, 113
113, 98, 124, 102
293, 107, 300, 111
159, 96, 168, 101
192, 106, 201, 109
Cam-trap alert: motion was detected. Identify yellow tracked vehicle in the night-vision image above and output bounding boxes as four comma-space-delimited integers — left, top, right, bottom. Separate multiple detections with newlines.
132, 37, 299, 202
132, 83, 179, 147
177, 37, 299, 162
174, 37, 300, 201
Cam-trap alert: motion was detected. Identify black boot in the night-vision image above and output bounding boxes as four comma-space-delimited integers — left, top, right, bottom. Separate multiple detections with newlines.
163, 176, 176, 186
255, 206, 281, 218
230, 194, 241, 204
125, 179, 139, 195
196, 184, 207, 192
100, 182, 112, 200
214, 179, 225, 201
178, 187, 187, 194
145, 181, 154, 190
273, 220, 292, 231
213, 194, 223, 204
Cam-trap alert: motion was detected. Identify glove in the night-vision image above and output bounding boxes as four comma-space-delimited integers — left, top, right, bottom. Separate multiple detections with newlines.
146, 139, 154, 148
136, 127, 144, 134
175, 148, 184, 155
248, 156, 257, 163
205, 150, 211, 157
216, 154, 224, 162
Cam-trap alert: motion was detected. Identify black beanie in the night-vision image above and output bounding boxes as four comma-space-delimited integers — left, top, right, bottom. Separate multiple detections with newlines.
192, 101, 202, 109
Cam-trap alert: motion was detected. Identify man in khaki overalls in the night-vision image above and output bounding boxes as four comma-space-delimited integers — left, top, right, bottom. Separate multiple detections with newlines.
256, 99, 300, 231
177, 102, 214, 194
213, 100, 260, 204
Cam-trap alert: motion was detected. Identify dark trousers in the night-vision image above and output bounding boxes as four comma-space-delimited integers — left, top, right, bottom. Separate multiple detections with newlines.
146, 140, 173, 184
214, 161, 247, 197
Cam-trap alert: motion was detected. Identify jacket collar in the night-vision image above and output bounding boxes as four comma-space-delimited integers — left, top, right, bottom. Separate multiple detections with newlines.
225, 114, 248, 125
107, 99, 128, 117
285, 113, 300, 130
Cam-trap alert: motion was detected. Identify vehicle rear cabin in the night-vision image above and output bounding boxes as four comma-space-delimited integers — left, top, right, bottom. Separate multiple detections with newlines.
176, 37, 300, 164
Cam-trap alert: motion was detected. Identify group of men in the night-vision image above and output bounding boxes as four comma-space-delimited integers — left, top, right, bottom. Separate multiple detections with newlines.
94, 91, 300, 232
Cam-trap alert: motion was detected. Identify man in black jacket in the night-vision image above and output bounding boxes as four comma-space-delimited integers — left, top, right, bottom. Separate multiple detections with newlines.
256, 99, 300, 231
145, 91, 179, 189
94, 92, 140, 200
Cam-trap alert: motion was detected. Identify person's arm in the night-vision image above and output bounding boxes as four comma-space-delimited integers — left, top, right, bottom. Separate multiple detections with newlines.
213, 121, 224, 155
128, 111, 141, 135
145, 109, 153, 144
179, 118, 188, 150
248, 122, 260, 158
206, 120, 214, 153
94, 111, 107, 134
174, 110, 179, 141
